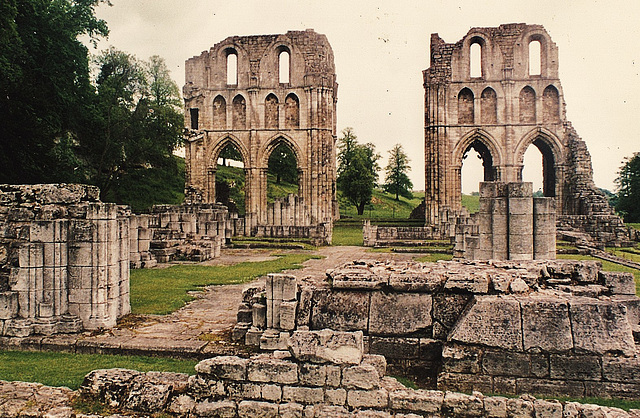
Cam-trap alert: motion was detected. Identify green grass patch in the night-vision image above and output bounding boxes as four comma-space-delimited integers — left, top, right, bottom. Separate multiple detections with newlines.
0, 350, 197, 390
461, 193, 480, 214
130, 253, 319, 314
627, 223, 640, 231
415, 253, 454, 263
551, 396, 640, 412
557, 254, 640, 296
606, 247, 640, 264
339, 189, 422, 219
332, 224, 363, 246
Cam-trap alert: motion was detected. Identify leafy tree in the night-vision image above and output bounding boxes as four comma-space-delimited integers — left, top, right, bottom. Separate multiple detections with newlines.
220, 144, 243, 166
0, 0, 108, 184
268, 143, 298, 184
337, 128, 380, 215
383, 144, 413, 200
80, 49, 184, 208
615, 152, 640, 222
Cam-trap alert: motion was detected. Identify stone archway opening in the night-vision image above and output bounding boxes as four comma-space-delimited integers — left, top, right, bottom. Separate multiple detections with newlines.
215, 142, 246, 215
521, 138, 556, 198
267, 142, 299, 203
461, 139, 496, 195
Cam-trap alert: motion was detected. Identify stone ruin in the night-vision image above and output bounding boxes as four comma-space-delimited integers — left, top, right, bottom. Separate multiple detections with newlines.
0, 184, 130, 336
78, 329, 640, 417
0, 184, 231, 337
455, 181, 556, 260
419, 23, 633, 247
233, 259, 640, 400
183, 29, 337, 245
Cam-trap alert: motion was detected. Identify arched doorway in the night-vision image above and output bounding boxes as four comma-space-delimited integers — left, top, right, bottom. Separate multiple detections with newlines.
215, 142, 246, 215
267, 142, 299, 202
461, 139, 496, 212
521, 138, 557, 197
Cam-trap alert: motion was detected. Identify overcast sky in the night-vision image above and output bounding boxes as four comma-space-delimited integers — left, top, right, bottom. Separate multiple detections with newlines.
89, 0, 640, 193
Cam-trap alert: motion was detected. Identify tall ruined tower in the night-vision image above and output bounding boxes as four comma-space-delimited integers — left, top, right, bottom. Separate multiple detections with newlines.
423, 24, 628, 244
183, 30, 337, 240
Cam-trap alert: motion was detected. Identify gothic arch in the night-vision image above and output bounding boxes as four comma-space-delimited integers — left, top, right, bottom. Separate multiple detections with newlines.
285, 93, 300, 129
212, 95, 227, 130
264, 93, 279, 129
542, 85, 560, 123
515, 128, 563, 197
232, 94, 247, 129
207, 134, 250, 170
480, 87, 497, 124
453, 129, 503, 171
458, 88, 475, 124
259, 133, 305, 169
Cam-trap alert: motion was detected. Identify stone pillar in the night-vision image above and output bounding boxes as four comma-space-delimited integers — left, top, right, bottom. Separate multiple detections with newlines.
476, 183, 494, 260
507, 182, 534, 260
533, 197, 557, 260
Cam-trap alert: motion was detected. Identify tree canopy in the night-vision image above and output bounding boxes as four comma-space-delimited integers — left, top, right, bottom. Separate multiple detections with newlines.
268, 143, 298, 184
0, 0, 109, 184
336, 128, 380, 215
383, 143, 413, 200
615, 152, 640, 223
0, 0, 185, 212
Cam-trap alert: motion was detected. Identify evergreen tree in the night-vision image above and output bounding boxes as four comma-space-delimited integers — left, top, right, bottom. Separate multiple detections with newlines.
615, 152, 640, 222
383, 144, 413, 200
336, 128, 380, 215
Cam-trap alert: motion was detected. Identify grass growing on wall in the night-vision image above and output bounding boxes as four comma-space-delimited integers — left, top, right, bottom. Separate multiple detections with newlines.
130, 253, 320, 315
0, 351, 197, 390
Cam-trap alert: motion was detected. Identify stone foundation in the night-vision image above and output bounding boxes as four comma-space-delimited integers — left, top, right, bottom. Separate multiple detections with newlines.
233, 259, 640, 399
78, 330, 640, 417
0, 184, 130, 336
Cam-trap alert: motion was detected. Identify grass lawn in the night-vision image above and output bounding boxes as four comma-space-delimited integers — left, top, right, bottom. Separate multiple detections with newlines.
0, 350, 197, 390
415, 253, 454, 263
332, 224, 363, 246
628, 223, 640, 231
130, 253, 320, 315
557, 254, 640, 296
339, 189, 423, 219
461, 193, 480, 214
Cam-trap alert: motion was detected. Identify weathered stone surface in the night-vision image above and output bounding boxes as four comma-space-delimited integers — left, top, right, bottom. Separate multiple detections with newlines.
168, 394, 197, 415
602, 356, 640, 384
362, 354, 387, 379
449, 295, 523, 350
437, 372, 493, 394
195, 356, 248, 380
247, 358, 298, 384
325, 388, 347, 405
369, 337, 419, 359
483, 396, 508, 417
550, 354, 601, 380
532, 399, 563, 418
482, 350, 531, 377
282, 386, 325, 404
569, 299, 636, 356
516, 378, 585, 398
369, 292, 432, 336
298, 363, 326, 387
347, 388, 389, 409
288, 329, 363, 365
520, 296, 573, 352
278, 402, 304, 418
194, 400, 237, 417
310, 289, 370, 331
237, 400, 278, 418
226, 382, 261, 400
600, 271, 636, 295
389, 389, 443, 413
443, 391, 484, 417
506, 397, 535, 418
444, 271, 490, 293
432, 293, 471, 338
260, 384, 282, 402
342, 364, 380, 390
442, 344, 481, 374
584, 381, 640, 400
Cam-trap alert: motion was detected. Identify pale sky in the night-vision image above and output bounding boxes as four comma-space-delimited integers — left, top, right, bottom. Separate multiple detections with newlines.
89, 0, 640, 193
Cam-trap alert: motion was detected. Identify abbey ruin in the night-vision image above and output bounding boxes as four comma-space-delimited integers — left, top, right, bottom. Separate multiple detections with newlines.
1, 24, 640, 416
183, 30, 338, 245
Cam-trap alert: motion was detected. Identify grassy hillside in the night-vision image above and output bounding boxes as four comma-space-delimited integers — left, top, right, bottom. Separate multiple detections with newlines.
461, 193, 480, 214
338, 189, 423, 219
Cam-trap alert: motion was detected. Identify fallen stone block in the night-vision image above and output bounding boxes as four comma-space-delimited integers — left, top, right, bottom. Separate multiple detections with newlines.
195, 356, 248, 381
288, 329, 363, 365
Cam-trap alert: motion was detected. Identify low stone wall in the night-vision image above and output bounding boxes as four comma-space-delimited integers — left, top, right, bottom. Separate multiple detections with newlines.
233, 259, 640, 398
0, 184, 130, 337
255, 223, 332, 246
129, 203, 228, 267
77, 330, 640, 417
558, 214, 636, 247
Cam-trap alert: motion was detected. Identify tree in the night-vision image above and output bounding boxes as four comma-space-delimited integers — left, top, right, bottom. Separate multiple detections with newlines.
268, 143, 298, 184
220, 144, 243, 166
337, 128, 380, 215
615, 152, 640, 223
0, 0, 108, 184
383, 144, 413, 200
79, 49, 184, 207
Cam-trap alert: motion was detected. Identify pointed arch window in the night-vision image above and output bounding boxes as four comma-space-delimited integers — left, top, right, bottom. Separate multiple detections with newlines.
265, 94, 279, 129
232, 95, 246, 129
470, 42, 482, 78
458, 88, 474, 124
212, 95, 227, 130
480, 87, 497, 124
529, 40, 541, 76
519, 86, 536, 124
279, 49, 290, 84
226, 49, 238, 85
285, 94, 300, 129
542, 85, 560, 123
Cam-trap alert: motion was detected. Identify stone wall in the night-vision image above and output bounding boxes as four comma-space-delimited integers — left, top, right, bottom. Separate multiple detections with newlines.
455, 181, 556, 260
183, 30, 337, 243
233, 260, 640, 398
0, 184, 130, 336
78, 330, 640, 417
423, 24, 632, 246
